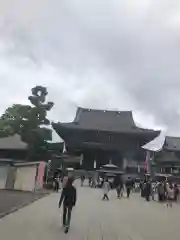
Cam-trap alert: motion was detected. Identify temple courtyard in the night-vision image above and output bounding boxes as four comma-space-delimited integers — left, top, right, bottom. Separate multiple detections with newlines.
0, 181, 180, 240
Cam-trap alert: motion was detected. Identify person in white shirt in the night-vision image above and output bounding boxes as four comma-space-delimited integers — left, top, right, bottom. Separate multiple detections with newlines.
102, 178, 110, 200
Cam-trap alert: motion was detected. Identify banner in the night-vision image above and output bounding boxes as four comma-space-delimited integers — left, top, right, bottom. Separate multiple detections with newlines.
63, 142, 66, 153
144, 151, 150, 173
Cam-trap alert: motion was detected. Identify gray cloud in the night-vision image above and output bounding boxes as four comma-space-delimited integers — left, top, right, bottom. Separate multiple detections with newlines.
0, 0, 180, 140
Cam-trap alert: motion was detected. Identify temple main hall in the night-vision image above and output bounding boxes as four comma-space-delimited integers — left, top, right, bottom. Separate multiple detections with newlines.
52, 107, 160, 170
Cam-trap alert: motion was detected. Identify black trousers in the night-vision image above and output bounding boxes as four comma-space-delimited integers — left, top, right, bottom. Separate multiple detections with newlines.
158, 193, 163, 202
102, 194, 109, 200
146, 194, 150, 201
54, 181, 59, 192
116, 187, 121, 197
141, 188, 145, 197
127, 188, 131, 198
63, 205, 72, 227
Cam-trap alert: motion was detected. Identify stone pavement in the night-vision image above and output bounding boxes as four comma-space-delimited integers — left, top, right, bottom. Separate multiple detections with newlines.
0, 190, 50, 218
1, 182, 180, 240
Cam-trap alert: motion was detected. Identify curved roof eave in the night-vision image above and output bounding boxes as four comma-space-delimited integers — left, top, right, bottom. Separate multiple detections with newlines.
52, 107, 161, 143
52, 122, 160, 141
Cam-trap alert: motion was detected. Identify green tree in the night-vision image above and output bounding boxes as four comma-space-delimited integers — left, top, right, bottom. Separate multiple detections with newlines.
0, 86, 54, 161
0, 104, 32, 136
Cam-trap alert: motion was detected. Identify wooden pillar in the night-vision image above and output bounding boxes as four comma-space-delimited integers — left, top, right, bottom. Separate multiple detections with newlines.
83, 151, 95, 170
123, 158, 127, 171
80, 153, 83, 166
93, 160, 96, 169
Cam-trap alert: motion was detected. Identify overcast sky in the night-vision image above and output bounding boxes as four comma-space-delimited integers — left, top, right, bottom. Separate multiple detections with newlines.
0, 0, 180, 142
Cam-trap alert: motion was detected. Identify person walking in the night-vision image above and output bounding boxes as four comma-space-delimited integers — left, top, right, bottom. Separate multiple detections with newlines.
174, 183, 179, 202
116, 184, 121, 198
59, 177, 77, 233
157, 181, 165, 202
91, 176, 97, 188
88, 176, 92, 187
114, 175, 123, 198
54, 177, 59, 192
125, 177, 132, 198
144, 179, 152, 201
140, 180, 144, 197
80, 175, 85, 186
102, 178, 110, 200
151, 182, 156, 200
166, 183, 174, 207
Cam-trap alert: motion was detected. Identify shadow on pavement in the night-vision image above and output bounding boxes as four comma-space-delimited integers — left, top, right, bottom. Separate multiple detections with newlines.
0, 189, 50, 219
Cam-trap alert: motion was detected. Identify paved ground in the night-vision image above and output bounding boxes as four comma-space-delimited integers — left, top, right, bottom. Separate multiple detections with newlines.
1, 181, 180, 239
0, 190, 49, 218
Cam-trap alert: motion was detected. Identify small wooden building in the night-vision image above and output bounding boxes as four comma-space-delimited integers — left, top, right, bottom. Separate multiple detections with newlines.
13, 162, 46, 191
0, 134, 28, 160
0, 160, 46, 191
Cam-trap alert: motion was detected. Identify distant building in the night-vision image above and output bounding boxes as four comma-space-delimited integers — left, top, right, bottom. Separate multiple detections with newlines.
0, 134, 64, 162
0, 134, 28, 160
52, 107, 160, 170
153, 136, 180, 175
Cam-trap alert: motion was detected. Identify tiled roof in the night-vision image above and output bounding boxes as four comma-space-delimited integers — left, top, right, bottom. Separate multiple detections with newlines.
155, 151, 180, 162
163, 136, 180, 151
47, 142, 64, 152
73, 108, 136, 131
53, 107, 160, 135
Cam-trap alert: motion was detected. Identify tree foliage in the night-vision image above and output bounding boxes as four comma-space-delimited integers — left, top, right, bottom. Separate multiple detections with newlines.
0, 86, 54, 160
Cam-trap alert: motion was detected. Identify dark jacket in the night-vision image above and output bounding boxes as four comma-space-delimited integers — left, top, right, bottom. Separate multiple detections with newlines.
59, 185, 77, 207
145, 182, 151, 195
114, 176, 123, 188
126, 179, 133, 189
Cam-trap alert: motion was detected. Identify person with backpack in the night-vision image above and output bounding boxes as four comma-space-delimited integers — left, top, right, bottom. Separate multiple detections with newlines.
59, 177, 77, 233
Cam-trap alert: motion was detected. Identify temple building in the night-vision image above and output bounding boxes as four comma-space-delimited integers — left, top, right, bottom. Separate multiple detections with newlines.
0, 134, 28, 161
52, 107, 160, 170
153, 136, 180, 175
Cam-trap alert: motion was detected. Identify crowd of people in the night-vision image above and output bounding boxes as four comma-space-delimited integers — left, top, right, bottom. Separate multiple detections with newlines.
58, 173, 135, 234
81, 174, 134, 200
52, 175, 69, 192
81, 174, 180, 206
140, 178, 180, 206
57, 173, 180, 234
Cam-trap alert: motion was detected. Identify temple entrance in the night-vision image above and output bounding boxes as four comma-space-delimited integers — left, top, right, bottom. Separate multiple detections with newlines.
82, 150, 123, 170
